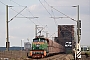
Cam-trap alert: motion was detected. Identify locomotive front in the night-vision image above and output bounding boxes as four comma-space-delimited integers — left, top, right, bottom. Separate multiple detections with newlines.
30, 38, 48, 58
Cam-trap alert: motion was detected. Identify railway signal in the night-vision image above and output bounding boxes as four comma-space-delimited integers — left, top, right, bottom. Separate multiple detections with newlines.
77, 20, 81, 35
77, 20, 81, 43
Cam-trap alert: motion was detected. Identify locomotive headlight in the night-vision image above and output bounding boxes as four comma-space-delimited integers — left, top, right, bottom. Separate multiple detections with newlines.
32, 52, 35, 54
36, 44, 40, 47
41, 52, 44, 54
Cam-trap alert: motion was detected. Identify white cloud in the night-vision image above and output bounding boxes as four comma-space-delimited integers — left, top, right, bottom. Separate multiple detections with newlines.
29, 5, 38, 11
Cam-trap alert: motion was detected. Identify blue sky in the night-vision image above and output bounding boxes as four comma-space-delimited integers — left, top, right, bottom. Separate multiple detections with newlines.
0, 0, 90, 47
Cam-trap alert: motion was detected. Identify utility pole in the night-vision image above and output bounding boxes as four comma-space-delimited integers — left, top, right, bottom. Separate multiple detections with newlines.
46, 32, 49, 38
21, 40, 22, 51
6, 5, 10, 51
6, 5, 38, 51
21, 39, 24, 51
77, 5, 80, 44
72, 5, 81, 60
76, 5, 81, 60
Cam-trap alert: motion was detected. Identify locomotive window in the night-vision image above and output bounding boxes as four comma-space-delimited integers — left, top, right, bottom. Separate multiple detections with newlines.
33, 39, 39, 42
40, 39, 45, 42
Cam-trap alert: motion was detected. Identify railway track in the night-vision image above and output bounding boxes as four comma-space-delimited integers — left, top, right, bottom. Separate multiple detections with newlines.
24, 54, 73, 60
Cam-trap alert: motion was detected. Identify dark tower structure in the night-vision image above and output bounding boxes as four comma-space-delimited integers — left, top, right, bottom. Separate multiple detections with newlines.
54, 25, 75, 53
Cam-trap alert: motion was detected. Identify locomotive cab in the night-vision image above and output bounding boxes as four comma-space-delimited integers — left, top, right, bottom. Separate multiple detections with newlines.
30, 37, 48, 58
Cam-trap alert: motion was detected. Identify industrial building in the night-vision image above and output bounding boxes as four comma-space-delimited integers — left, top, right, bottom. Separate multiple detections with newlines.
24, 42, 31, 51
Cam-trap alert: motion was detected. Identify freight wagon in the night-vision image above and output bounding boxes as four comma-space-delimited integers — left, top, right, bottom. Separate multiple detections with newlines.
28, 37, 65, 58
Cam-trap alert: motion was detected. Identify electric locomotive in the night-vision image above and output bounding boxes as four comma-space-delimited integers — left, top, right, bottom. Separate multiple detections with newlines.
30, 37, 48, 58
28, 36, 65, 58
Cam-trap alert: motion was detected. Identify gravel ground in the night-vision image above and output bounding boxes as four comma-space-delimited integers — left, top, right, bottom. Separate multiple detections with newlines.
0, 51, 74, 60
24, 54, 74, 60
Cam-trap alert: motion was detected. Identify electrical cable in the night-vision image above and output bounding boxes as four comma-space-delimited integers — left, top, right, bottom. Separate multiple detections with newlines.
9, 8, 36, 24
9, 6, 27, 22
51, 8, 58, 27
10, 0, 36, 25
49, 31, 58, 38
10, 0, 49, 37
51, 6, 76, 22
43, 0, 76, 38
10, 0, 75, 38
9, 0, 40, 25
0, 0, 6, 5
39, 0, 58, 38
44, 0, 50, 7
0, 0, 57, 40
26, 8, 43, 26
11, 8, 47, 34
39, 0, 52, 17
44, 0, 76, 22
10, 0, 42, 26
10, 0, 23, 7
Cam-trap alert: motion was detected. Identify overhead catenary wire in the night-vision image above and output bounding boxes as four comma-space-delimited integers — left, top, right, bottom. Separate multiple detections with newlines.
44, 0, 69, 19
44, 0, 77, 24
10, 0, 40, 25
44, 0, 50, 7
39, 0, 59, 38
51, 6, 76, 22
19, 0, 49, 35
44, 0, 76, 22
9, 6, 27, 22
51, 8, 58, 27
10, 0, 48, 34
49, 31, 58, 38
10, 0, 27, 7
10, 0, 75, 37
1, 0, 75, 39
0, 0, 37, 25
10, 0, 48, 36
44, 0, 76, 32
39, 0, 52, 17
10, 0, 44, 26
10, 0, 50, 37
26, 8, 43, 26
39, 0, 58, 38
50, 7, 77, 34
10, 0, 36, 18
27, 9, 34, 17
0, 1, 35, 31
41, 0, 75, 37
9, 7, 36, 25
45, 0, 58, 27
10, 0, 41, 38
10, 0, 23, 7
0, 0, 6, 5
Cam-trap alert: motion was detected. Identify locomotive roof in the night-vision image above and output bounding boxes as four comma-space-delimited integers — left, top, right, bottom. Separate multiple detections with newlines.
33, 37, 49, 42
